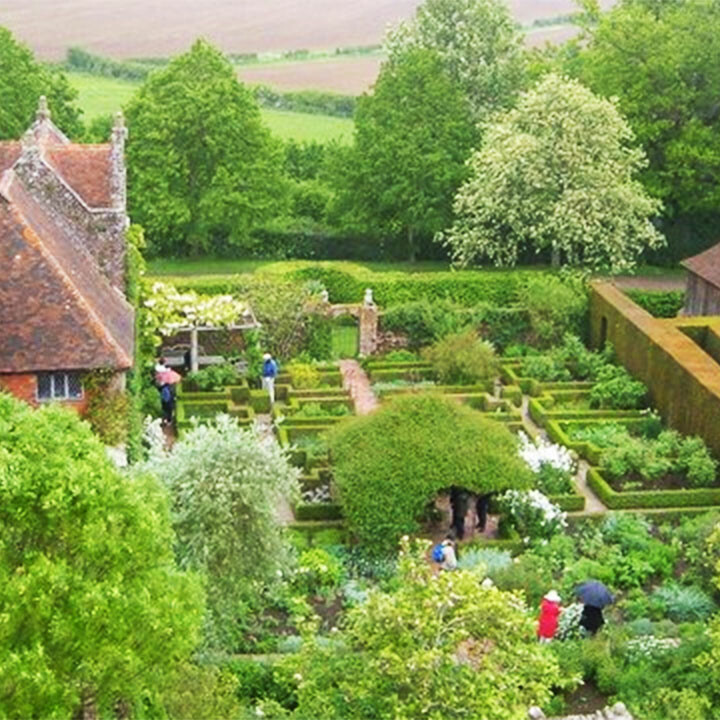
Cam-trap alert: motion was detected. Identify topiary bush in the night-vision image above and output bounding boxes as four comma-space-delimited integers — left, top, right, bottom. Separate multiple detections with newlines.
421, 329, 500, 385
327, 394, 533, 553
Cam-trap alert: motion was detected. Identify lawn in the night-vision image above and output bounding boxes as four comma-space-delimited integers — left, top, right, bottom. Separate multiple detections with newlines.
67, 72, 353, 143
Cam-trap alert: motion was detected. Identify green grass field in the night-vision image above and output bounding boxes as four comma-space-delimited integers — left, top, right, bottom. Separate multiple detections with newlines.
67, 72, 353, 143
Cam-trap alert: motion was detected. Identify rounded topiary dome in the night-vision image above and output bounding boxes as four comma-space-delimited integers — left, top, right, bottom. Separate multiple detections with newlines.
328, 393, 532, 553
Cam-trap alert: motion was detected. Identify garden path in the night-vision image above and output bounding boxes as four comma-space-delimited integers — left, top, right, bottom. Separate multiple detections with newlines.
520, 397, 608, 515
257, 413, 295, 525
338, 359, 379, 415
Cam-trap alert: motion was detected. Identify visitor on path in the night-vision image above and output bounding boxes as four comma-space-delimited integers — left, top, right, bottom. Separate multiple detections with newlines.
439, 534, 457, 571
537, 590, 562, 642
262, 352, 279, 405
475, 493, 491, 533
154, 356, 169, 384
450, 486, 470, 539
576, 580, 614, 636
159, 383, 175, 426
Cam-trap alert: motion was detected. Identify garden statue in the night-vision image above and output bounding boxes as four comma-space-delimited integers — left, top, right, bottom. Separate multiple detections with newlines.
320, 289, 329, 303
364, 287, 374, 306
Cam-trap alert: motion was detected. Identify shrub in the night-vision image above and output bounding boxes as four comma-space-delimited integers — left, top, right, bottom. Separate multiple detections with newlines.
328, 394, 533, 553
381, 299, 469, 347
84, 388, 130, 445
497, 490, 567, 542
650, 583, 716, 622
288, 362, 320, 389
521, 275, 588, 347
625, 290, 685, 318
490, 552, 555, 606
186, 363, 238, 391
520, 334, 609, 381
456, 547, 513, 574
294, 548, 344, 596
421, 329, 500, 384
589, 365, 648, 409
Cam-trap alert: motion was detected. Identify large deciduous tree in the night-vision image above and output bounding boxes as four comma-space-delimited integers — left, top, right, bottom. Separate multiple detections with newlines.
0, 394, 203, 718
140, 415, 300, 650
385, 0, 526, 120
293, 538, 564, 719
332, 48, 477, 260
569, 0, 720, 253
125, 39, 287, 256
443, 73, 664, 272
0, 27, 82, 139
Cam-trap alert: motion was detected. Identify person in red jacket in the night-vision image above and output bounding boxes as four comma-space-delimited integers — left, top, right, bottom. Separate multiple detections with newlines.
537, 590, 562, 642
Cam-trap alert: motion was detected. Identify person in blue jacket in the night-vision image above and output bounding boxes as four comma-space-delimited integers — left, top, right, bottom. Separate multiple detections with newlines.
262, 352, 279, 405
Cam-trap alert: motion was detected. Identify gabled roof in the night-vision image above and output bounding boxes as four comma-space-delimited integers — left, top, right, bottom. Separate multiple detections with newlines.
682, 242, 720, 290
45, 145, 114, 208
0, 174, 133, 373
0, 97, 132, 374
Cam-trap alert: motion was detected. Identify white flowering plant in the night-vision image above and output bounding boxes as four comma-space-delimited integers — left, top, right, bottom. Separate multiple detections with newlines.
518, 431, 576, 496
144, 281, 249, 335
623, 635, 681, 663
497, 489, 567, 543
555, 602, 585, 641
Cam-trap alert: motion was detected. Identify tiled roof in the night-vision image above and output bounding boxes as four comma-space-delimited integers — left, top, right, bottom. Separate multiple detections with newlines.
681, 242, 720, 289
0, 173, 133, 373
45, 145, 114, 208
0, 142, 21, 174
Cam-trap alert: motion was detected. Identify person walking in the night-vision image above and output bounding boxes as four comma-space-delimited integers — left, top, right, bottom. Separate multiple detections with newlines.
449, 486, 469, 540
261, 352, 279, 405
475, 493, 491, 533
159, 383, 175, 426
537, 590, 562, 642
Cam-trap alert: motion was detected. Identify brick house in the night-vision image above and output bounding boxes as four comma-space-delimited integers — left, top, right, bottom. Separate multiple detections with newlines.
0, 97, 133, 412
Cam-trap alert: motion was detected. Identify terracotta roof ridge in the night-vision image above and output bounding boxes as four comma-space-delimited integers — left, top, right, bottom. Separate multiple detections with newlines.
7, 181, 132, 368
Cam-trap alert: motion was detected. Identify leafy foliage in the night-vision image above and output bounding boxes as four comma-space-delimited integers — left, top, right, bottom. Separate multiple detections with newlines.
589, 364, 648, 410
421, 329, 500, 384
138, 415, 300, 649
331, 48, 476, 258
0, 27, 82, 139
444, 73, 664, 272
328, 394, 532, 553
126, 39, 286, 256
385, 0, 526, 120
292, 538, 565, 719
381, 298, 470, 348
186, 363, 239, 391
0, 394, 203, 717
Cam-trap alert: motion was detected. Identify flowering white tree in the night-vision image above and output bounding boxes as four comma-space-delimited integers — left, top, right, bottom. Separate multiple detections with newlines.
385, 0, 525, 119
138, 415, 300, 649
443, 74, 665, 272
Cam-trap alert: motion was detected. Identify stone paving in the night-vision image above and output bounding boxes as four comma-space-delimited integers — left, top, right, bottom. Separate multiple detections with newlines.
529, 702, 633, 720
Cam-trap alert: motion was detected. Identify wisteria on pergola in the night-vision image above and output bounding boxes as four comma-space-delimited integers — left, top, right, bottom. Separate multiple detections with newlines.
144, 282, 260, 371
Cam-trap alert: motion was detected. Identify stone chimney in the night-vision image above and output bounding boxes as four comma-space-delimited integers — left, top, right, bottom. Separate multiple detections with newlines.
109, 111, 127, 211
36, 95, 51, 122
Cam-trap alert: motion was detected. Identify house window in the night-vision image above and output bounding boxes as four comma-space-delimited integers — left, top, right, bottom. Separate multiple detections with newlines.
37, 372, 83, 401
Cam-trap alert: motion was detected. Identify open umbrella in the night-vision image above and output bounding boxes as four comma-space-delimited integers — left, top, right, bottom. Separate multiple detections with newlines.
575, 580, 614, 608
157, 369, 182, 385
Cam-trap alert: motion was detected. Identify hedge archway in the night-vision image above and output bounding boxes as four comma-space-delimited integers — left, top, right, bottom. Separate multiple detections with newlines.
328, 393, 532, 553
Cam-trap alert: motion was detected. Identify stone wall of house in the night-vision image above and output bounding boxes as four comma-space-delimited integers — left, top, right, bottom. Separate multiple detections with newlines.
13, 151, 128, 292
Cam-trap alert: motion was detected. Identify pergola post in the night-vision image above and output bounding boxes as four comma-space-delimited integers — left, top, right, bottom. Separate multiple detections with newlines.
190, 327, 199, 372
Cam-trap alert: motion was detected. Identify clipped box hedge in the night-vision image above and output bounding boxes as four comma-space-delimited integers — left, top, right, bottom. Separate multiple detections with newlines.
586, 466, 720, 510
528, 397, 645, 429
294, 502, 343, 521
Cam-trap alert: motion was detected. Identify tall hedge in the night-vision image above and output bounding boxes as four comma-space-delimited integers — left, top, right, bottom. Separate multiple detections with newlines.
328, 394, 532, 553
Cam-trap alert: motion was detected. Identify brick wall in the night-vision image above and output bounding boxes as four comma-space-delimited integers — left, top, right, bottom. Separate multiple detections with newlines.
589, 282, 720, 456
0, 372, 89, 414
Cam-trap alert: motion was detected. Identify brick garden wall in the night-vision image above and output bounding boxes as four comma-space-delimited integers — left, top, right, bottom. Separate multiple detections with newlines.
589, 282, 720, 456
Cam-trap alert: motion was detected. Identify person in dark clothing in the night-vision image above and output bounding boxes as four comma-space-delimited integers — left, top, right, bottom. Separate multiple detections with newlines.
449, 486, 469, 540
160, 383, 175, 425
476, 493, 491, 533
579, 604, 605, 635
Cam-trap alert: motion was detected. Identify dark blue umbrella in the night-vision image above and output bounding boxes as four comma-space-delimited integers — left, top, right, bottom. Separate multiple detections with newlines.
576, 580, 614, 608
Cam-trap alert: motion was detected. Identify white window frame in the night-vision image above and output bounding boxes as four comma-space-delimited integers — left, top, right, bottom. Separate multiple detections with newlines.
36, 372, 84, 401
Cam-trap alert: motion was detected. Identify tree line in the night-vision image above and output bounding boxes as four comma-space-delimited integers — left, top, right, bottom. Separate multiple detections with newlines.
1, 0, 719, 269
